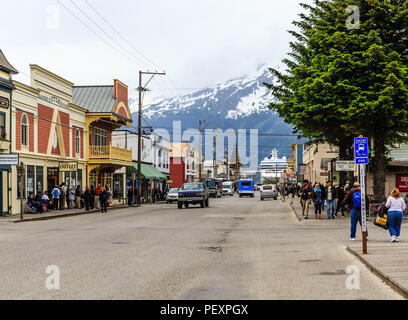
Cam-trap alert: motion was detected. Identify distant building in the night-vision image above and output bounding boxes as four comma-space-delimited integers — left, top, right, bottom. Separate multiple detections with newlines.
170, 142, 199, 188
259, 149, 288, 182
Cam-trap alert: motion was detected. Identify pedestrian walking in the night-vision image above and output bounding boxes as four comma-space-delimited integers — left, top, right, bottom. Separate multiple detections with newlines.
288, 184, 296, 204
335, 185, 346, 217
106, 186, 112, 206
340, 182, 370, 241
313, 184, 323, 219
325, 181, 337, 219
95, 184, 102, 209
100, 187, 108, 213
385, 188, 406, 243
51, 185, 61, 211
299, 180, 313, 219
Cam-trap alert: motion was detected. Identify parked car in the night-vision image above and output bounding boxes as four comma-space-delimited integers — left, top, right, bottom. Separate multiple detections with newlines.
178, 182, 210, 209
222, 182, 234, 196
260, 184, 278, 200
215, 179, 223, 198
238, 179, 254, 198
166, 188, 179, 204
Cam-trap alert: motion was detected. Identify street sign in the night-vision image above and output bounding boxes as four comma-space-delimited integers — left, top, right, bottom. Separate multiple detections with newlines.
336, 161, 356, 172
360, 164, 368, 254
356, 157, 368, 164
354, 137, 369, 158
0, 154, 19, 166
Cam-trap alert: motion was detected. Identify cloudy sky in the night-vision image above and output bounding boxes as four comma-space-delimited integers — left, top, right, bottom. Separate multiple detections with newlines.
2, 0, 310, 106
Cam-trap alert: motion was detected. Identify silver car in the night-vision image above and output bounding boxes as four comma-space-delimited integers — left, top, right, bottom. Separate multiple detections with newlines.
260, 184, 278, 200
166, 188, 179, 204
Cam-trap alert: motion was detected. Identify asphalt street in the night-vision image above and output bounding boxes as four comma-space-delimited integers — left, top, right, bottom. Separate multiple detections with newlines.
0, 193, 403, 299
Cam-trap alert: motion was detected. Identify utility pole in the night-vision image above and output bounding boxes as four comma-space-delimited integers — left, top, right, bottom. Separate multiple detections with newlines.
214, 129, 218, 179
198, 120, 214, 181
226, 146, 229, 180
137, 70, 166, 207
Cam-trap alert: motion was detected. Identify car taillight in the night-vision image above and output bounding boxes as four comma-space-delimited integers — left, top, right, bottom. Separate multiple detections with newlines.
260, 190, 262, 192
273, 190, 276, 192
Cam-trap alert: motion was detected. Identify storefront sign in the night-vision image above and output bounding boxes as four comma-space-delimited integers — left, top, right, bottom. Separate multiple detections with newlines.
0, 154, 19, 165
166, 180, 173, 184
336, 161, 356, 172
320, 172, 329, 177
59, 162, 78, 172
396, 175, 408, 192
38, 94, 68, 108
299, 165, 306, 175
0, 97, 9, 109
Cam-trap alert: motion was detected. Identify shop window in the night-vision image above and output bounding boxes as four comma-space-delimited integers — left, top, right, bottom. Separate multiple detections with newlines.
36, 166, 43, 194
21, 114, 28, 146
27, 165, 35, 196
0, 113, 5, 139
75, 129, 80, 155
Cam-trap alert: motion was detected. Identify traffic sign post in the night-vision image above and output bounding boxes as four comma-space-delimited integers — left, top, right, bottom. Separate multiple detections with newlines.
354, 137, 368, 254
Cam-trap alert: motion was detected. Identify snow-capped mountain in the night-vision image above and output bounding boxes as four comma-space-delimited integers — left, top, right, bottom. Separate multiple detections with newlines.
130, 64, 300, 162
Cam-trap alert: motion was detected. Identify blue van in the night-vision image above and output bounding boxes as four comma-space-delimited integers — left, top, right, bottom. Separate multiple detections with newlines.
238, 179, 254, 198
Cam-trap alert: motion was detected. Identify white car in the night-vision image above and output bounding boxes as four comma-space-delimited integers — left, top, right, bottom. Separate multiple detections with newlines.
222, 183, 234, 196
166, 188, 179, 204
260, 184, 278, 200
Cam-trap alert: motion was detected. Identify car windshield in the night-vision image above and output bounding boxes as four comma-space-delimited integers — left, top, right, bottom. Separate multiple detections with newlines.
182, 183, 203, 190
169, 189, 179, 194
263, 185, 273, 190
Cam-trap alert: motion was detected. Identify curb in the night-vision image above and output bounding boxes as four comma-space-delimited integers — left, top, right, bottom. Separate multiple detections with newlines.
346, 246, 408, 299
289, 203, 302, 222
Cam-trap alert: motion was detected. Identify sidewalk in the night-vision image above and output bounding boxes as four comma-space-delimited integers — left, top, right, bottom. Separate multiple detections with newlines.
287, 197, 350, 221
0, 201, 167, 223
289, 196, 408, 298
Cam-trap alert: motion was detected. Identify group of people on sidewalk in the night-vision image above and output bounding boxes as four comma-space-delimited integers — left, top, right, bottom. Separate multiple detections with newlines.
297, 179, 406, 243
298, 180, 346, 220
26, 183, 113, 214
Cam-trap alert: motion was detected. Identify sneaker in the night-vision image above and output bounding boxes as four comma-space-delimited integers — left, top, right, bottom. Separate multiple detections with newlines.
391, 236, 396, 242
395, 237, 400, 242
350, 238, 356, 241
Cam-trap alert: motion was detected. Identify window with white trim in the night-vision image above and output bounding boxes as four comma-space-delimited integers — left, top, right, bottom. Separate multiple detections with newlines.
21, 114, 28, 146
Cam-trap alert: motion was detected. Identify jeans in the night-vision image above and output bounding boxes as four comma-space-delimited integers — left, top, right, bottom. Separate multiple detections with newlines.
315, 202, 322, 216
388, 211, 403, 237
327, 199, 336, 218
350, 209, 368, 239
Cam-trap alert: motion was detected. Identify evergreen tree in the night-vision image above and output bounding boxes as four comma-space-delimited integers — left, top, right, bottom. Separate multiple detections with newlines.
265, 0, 408, 200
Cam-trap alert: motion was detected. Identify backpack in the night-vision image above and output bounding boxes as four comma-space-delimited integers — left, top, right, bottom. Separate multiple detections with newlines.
353, 191, 361, 209
52, 188, 59, 198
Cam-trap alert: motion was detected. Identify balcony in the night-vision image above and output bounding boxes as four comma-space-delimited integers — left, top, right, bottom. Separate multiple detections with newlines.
88, 145, 132, 166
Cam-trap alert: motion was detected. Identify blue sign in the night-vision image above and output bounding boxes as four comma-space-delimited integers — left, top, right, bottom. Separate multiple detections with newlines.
356, 157, 368, 164
354, 137, 369, 158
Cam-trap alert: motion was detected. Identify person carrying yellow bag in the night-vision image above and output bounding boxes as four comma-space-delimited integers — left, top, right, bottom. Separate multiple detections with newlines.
386, 188, 406, 243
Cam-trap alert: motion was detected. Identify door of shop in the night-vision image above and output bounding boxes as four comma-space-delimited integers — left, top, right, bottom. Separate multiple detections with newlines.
47, 168, 59, 189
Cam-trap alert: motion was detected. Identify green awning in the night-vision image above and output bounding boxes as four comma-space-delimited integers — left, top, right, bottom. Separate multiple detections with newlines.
127, 162, 167, 180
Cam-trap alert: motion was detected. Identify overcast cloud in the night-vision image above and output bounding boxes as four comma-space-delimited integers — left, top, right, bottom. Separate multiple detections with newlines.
1, 0, 311, 105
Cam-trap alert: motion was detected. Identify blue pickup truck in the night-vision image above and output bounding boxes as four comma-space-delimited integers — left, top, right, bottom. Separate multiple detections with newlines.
238, 179, 255, 198
178, 182, 210, 209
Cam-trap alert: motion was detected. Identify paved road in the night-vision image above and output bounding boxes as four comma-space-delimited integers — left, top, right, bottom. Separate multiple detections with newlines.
0, 194, 403, 299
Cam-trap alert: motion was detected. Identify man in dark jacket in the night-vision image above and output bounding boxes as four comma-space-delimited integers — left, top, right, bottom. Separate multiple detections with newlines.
335, 185, 346, 217
340, 182, 370, 241
299, 180, 313, 219
100, 188, 108, 213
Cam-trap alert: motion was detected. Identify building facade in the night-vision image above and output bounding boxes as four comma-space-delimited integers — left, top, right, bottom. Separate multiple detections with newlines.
0, 50, 18, 215
170, 142, 199, 188
72, 81, 133, 204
